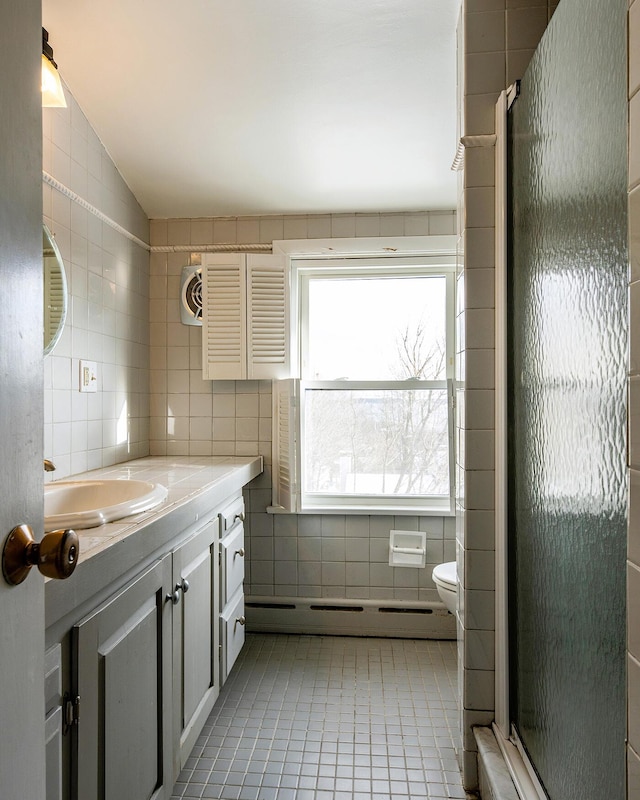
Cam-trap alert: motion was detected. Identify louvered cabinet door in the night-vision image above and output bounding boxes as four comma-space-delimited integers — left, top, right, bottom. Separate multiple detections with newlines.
202, 253, 247, 380
271, 379, 299, 512
201, 253, 289, 381
246, 254, 289, 379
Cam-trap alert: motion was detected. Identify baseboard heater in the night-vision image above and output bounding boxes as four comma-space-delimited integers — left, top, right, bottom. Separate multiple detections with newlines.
244, 596, 457, 639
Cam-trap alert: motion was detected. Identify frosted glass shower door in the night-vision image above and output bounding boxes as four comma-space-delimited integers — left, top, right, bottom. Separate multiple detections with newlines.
507, 0, 628, 797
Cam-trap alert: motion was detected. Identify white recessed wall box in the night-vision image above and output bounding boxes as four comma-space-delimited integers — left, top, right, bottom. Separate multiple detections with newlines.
388, 530, 426, 568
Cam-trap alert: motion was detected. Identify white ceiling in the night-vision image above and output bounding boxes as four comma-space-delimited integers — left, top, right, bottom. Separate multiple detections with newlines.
42, 1, 459, 220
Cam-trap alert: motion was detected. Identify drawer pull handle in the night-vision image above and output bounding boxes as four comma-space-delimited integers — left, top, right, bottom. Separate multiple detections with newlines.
233, 512, 245, 523
235, 615, 246, 628
234, 548, 245, 558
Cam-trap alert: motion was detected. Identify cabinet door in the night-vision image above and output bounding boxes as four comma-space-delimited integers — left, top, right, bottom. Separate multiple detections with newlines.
73, 556, 172, 800
246, 253, 289, 380
45, 707, 63, 800
201, 253, 247, 380
172, 518, 220, 770
44, 645, 62, 800
201, 253, 289, 380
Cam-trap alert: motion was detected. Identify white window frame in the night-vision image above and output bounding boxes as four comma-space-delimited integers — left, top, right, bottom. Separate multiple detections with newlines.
290, 255, 456, 515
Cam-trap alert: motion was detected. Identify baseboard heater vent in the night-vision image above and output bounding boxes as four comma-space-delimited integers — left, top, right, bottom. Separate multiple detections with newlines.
245, 596, 456, 639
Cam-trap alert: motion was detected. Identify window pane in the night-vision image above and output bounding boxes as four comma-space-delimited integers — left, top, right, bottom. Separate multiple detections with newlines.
305, 275, 447, 380
303, 388, 450, 497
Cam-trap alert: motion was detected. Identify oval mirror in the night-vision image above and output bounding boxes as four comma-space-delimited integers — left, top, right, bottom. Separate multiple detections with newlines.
43, 224, 68, 356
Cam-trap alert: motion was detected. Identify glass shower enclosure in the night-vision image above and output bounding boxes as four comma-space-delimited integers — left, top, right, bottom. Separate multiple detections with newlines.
506, 0, 628, 796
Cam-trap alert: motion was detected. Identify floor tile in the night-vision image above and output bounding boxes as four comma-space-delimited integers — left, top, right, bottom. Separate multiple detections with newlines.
171, 633, 464, 800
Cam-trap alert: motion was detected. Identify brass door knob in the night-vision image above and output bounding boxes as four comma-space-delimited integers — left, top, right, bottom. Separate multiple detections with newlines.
2, 524, 79, 586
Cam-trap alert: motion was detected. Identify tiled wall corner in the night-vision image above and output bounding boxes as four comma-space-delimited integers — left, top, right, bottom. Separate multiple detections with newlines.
43, 82, 150, 478
629, 2, 640, 795
149, 211, 457, 606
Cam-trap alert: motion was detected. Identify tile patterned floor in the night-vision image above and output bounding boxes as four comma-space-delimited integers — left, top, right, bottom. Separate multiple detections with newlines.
171, 633, 466, 800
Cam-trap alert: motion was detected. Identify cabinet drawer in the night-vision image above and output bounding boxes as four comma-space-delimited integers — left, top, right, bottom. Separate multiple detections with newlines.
220, 524, 245, 605
219, 495, 245, 533
220, 589, 245, 682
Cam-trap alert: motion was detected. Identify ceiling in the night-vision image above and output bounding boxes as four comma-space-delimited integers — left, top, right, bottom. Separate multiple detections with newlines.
42, 1, 459, 220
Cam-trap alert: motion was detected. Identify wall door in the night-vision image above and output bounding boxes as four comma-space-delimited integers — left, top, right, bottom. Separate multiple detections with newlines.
506, 0, 628, 796
0, 3, 47, 800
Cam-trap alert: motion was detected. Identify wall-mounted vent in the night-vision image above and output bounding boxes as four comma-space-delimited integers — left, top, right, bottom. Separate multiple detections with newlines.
180, 266, 203, 326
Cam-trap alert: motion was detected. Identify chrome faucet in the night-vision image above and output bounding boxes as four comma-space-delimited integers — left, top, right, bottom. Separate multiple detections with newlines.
43, 459, 56, 472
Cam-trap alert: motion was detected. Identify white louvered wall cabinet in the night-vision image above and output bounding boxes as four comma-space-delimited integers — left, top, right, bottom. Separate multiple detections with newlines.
201, 253, 290, 380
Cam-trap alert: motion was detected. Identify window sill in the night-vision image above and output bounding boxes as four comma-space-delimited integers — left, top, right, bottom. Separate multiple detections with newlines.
267, 504, 455, 516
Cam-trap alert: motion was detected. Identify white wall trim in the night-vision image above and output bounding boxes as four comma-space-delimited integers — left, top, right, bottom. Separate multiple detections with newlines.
152, 243, 272, 253
273, 235, 457, 257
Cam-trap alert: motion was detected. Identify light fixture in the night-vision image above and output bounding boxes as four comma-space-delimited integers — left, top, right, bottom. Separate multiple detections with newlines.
42, 28, 66, 108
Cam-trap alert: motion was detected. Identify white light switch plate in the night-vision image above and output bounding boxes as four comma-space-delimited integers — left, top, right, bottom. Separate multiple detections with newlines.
79, 360, 98, 392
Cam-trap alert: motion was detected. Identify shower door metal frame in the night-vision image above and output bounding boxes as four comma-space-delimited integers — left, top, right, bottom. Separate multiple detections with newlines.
493, 86, 549, 800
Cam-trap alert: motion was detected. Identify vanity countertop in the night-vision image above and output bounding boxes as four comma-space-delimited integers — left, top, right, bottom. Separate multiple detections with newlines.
45, 455, 262, 634
47, 455, 263, 562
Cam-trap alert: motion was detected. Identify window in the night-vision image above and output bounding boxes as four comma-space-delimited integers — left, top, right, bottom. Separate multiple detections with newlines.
273, 255, 455, 514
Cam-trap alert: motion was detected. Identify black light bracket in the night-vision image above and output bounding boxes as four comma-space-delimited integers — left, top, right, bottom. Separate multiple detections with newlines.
42, 28, 57, 68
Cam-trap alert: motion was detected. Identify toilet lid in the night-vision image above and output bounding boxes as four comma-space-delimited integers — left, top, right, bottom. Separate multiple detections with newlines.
433, 561, 457, 587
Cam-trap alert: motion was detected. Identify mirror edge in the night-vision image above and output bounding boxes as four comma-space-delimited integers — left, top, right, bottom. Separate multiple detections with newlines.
43, 223, 68, 357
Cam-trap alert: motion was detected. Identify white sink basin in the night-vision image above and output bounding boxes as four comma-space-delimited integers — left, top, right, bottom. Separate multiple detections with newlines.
45, 479, 168, 531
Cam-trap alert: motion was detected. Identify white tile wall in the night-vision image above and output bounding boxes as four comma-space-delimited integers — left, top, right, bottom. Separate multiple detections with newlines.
43, 83, 150, 478
149, 211, 457, 605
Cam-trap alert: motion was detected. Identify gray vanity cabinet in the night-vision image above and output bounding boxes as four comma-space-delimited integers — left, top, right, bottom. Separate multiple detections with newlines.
171, 516, 220, 771
69, 516, 222, 800
73, 555, 173, 800
43, 458, 263, 800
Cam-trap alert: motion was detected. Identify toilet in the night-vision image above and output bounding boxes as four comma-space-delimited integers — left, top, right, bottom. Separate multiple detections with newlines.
432, 561, 457, 615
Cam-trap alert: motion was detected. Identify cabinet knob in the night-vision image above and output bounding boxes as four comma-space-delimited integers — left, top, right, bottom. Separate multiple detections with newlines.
2, 525, 79, 586
167, 578, 189, 604
235, 615, 246, 629
233, 512, 245, 523
234, 548, 245, 558
166, 589, 181, 605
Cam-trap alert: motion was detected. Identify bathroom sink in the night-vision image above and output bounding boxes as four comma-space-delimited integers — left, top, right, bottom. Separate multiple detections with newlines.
44, 479, 168, 531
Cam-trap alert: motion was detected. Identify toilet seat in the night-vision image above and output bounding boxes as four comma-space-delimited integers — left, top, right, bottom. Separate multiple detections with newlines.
432, 561, 456, 588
